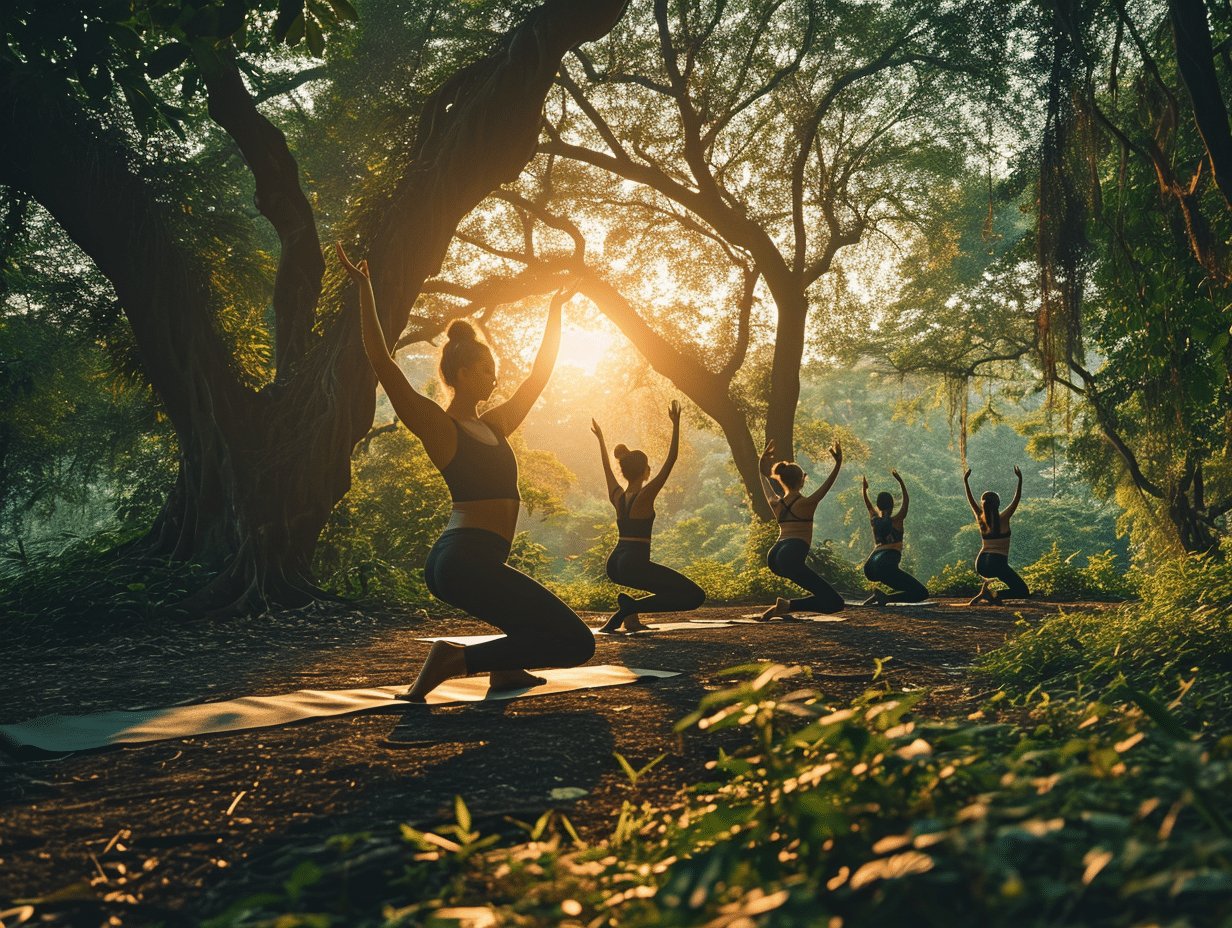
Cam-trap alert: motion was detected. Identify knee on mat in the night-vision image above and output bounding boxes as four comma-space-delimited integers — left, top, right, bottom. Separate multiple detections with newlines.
559, 627, 596, 667
685, 584, 706, 610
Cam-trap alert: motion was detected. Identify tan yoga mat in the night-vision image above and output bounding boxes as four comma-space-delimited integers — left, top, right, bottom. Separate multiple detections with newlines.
843, 600, 939, 608
418, 620, 735, 645
0, 666, 680, 755
736, 614, 848, 622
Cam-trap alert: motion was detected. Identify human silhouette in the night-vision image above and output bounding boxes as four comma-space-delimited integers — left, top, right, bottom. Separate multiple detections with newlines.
592, 401, 705, 633
964, 465, 1030, 605
860, 470, 929, 604
758, 439, 845, 619
337, 244, 594, 699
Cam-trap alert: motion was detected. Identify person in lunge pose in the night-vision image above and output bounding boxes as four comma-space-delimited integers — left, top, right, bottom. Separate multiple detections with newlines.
860, 470, 929, 605
758, 439, 845, 619
337, 244, 594, 700
592, 401, 705, 634
964, 465, 1030, 605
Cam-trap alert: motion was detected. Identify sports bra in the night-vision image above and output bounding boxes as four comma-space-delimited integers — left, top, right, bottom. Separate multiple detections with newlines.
871, 515, 903, 547
615, 489, 655, 539
776, 496, 811, 524
980, 520, 1011, 555
438, 419, 520, 503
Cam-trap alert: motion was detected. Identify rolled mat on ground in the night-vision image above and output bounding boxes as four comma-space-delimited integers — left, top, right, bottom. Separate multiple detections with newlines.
0, 666, 681, 756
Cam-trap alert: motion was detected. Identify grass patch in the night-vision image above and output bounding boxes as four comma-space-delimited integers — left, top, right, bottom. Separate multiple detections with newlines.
198, 662, 1232, 928
0, 530, 215, 641
194, 552, 1232, 928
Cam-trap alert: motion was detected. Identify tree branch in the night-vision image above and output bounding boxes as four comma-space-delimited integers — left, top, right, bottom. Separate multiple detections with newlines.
1168, 0, 1232, 206
1069, 361, 1165, 498
203, 46, 322, 376
720, 263, 758, 382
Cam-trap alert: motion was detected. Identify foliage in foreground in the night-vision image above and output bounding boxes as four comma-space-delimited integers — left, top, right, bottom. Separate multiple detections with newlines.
980, 546, 1232, 724
200, 653, 1232, 928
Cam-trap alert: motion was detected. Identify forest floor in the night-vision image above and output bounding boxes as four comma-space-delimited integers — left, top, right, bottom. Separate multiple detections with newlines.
0, 596, 1120, 927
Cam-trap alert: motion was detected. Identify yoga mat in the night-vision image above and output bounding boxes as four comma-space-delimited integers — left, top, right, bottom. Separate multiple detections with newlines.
737, 613, 847, 622
0, 666, 680, 755
843, 600, 940, 608
418, 620, 735, 645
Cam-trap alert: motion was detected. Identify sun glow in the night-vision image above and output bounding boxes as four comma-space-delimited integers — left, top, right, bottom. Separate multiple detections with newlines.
557, 321, 619, 375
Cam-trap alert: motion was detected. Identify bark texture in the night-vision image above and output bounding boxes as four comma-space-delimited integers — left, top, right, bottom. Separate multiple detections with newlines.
0, 0, 628, 616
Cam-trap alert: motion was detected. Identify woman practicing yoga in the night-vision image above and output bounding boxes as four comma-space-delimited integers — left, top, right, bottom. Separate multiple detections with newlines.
758, 439, 845, 619
592, 401, 705, 634
337, 244, 594, 699
964, 465, 1030, 605
860, 470, 929, 605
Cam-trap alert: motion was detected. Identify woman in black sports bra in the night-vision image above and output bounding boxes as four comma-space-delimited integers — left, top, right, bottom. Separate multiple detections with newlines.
338, 244, 594, 700
591, 401, 705, 634
860, 470, 928, 605
757, 439, 845, 619
964, 465, 1029, 605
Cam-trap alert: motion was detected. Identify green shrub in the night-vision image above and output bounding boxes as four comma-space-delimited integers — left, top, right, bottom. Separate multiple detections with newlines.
508, 533, 551, 580
980, 552, 1232, 721
929, 546, 1135, 601
1020, 542, 1085, 598
201, 665, 1232, 928
542, 577, 621, 612
809, 539, 864, 592
928, 561, 983, 595
1078, 549, 1138, 600
0, 531, 215, 638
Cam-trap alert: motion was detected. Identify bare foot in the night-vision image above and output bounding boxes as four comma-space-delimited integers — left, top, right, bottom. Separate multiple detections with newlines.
489, 669, 547, 691
862, 589, 886, 606
622, 614, 652, 632
398, 640, 467, 702
759, 597, 792, 621
968, 582, 995, 607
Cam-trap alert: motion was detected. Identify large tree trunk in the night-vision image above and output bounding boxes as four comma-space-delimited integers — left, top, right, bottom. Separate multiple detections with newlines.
0, 0, 628, 617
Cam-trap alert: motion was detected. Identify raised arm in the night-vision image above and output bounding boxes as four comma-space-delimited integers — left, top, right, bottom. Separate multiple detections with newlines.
591, 419, 622, 501
861, 475, 877, 517
963, 468, 981, 517
806, 442, 843, 503
1003, 466, 1023, 519
759, 439, 782, 506
336, 244, 455, 467
642, 401, 682, 499
892, 469, 909, 522
484, 288, 568, 436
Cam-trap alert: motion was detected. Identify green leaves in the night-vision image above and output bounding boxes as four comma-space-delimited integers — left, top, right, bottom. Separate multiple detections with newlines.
614, 751, 666, 787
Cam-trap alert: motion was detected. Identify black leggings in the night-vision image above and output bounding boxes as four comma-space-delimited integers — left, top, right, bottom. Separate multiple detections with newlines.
424, 528, 595, 673
767, 538, 844, 614
864, 549, 929, 602
975, 552, 1030, 599
606, 540, 706, 614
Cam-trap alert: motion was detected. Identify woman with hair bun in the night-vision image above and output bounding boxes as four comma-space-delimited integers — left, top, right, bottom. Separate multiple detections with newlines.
757, 439, 845, 619
964, 465, 1029, 605
860, 470, 929, 605
336, 243, 594, 700
591, 401, 705, 633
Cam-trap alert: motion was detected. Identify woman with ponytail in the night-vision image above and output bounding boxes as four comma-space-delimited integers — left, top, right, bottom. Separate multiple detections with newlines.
963, 465, 1029, 605
860, 470, 929, 605
337, 244, 594, 700
757, 439, 845, 619
591, 401, 705, 633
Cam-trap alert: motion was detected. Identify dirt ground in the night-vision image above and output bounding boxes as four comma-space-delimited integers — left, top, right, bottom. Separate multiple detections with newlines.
0, 598, 1117, 926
